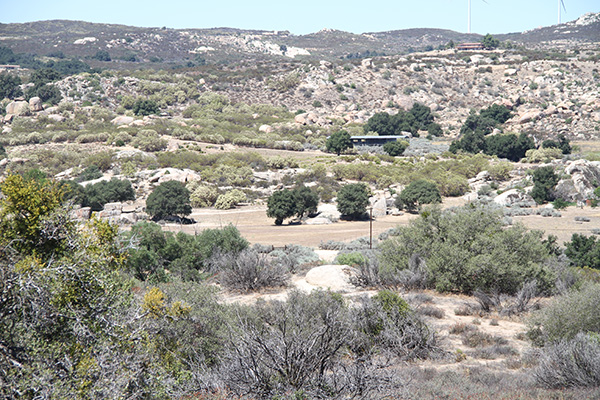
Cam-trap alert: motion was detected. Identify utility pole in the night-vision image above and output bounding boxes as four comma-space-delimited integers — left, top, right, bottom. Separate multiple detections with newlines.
369, 206, 373, 249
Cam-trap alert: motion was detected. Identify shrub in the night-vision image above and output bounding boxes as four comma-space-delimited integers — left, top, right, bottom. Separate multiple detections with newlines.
131, 129, 167, 152
396, 179, 441, 211
337, 183, 369, 220
189, 185, 219, 208
379, 204, 554, 294
531, 166, 558, 204
528, 283, 600, 345
76, 164, 103, 182
80, 178, 135, 211
525, 147, 563, 163
535, 333, 600, 388
132, 98, 159, 116
211, 249, 290, 292
326, 130, 353, 155
146, 180, 192, 220
214, 189, 246, 210
335, 252, 367, 267
383, 140, 408, 156
565, 233, 600, 269
0, 73, 23, 99
266, 185, 318, 225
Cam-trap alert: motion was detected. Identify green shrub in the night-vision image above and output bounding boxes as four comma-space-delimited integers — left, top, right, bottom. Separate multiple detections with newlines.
335, 252, 367, 267
337, 183, 369, 220
214, 189, 246, 210
190, 185, 219, 208
326, 130, 353, 155
146, 180, 192, 220
531, 166, 558, 204
80, 178, 135, 211
396, 179, 441, 211
77, 164, 103, 182
383, 140, 408, 156
528, 283, 600, 345
379, 204, 554, 294
132, 98, 159, 116
131, 129, 167, 152
565, 234, 600, 269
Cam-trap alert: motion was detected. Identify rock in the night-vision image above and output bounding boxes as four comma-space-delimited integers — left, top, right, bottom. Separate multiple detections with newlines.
559, 159, 600, 201
71, 207, 91, 220
335, 104, 347, 112
519, 110, 541, 124
5, 101, 29, 115
317, 204, 341, 222
47, 114, 65, 123
148, 168, 202, 184
305, 216, 332, 225
294, 113, 307, 124
29, 97, 43, 112
304, 265, 356, 292
361, 58, 373, 69
258, 124, 273, 133
504, 68, 518, 76
493, 189, 535, 207
111, 116, 134, 126
370, 196, 387, 218
395, 95, 415, 110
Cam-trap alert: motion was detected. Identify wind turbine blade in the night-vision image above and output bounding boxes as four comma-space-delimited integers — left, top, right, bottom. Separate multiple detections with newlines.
560, 0, 566, 12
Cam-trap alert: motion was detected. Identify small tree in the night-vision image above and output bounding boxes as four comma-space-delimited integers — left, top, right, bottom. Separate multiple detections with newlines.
146, 180, 192, 221
293, 185, 319, 219
481, 33, 500, 50
531, 166, 558, 204
266, 186, 318, 225
337, 183, 369, 219
132, 98, 159, 116
383, 140, 408, 156
267, 189, 296, 225
0, 73, 23, 99
396, 179, 441, 211
326, 130, 353, 155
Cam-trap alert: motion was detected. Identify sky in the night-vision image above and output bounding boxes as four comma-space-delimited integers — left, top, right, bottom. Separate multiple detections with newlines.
1, 0, 599, 35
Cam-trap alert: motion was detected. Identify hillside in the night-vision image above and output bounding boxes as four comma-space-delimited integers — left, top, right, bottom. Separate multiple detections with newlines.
0, 13, 598, 67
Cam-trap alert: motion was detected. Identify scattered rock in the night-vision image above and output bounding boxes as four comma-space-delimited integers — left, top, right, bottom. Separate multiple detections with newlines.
111, 116, 135, 126
493, 189, 535, 207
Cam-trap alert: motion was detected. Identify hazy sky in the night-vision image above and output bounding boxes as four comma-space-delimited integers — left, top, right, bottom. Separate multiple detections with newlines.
1, 0, 599, 35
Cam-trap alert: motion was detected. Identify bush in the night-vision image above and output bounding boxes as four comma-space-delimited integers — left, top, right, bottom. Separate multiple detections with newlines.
266, 185, 318, 225
80, 178, 135, 211
396, 179, 441, 211
0, 73, 23, 99
337, 183, 369, 220
214, 189, 246, 210
76, 164, 103, 182
565, 233, 600, 269
211, 248, 290, 292
535, 333, 600, 388
146, 180, 192, 220
131, 129, 167, 152
132, 98, 159, 116
531, 166, 558, 204
525, 147, 563, 163
379, 204, 554, 294
326, 130, 353, 155
383, 140, 408, 156
528, 283, 600, 345
335, 252, 367, 267
189, 185, 219, 208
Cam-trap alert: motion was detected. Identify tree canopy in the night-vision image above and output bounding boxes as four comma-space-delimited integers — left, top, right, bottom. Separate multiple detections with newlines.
146, 180, 192, 221
326, 130, 353, 155
396, 180, 441, 211
337, 183, 370, 219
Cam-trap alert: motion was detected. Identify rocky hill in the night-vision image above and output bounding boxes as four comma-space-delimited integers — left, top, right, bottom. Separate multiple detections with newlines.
1, 13, 599, 67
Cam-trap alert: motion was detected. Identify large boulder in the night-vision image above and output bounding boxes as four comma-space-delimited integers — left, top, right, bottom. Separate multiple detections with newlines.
304, 265, 356, 292
493, 189, 535, 207
111, 116, 134, 126
5, 101, 29, 116
370, 196, 387, 218
29, 97, 43, 112
555, 159, 600, 201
